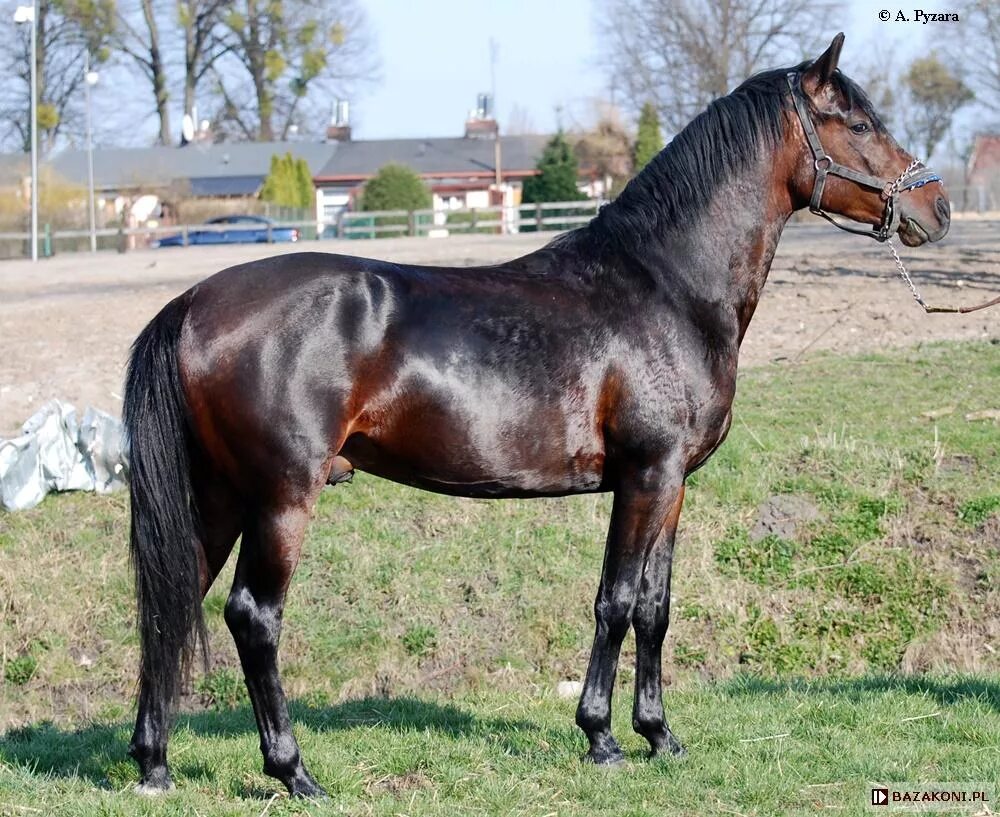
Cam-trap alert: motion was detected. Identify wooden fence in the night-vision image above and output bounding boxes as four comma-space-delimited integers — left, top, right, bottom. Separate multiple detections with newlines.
0, 200, 601, 260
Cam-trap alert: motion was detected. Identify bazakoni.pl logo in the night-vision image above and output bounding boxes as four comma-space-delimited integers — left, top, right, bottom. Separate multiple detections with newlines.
869, 784, 991, 811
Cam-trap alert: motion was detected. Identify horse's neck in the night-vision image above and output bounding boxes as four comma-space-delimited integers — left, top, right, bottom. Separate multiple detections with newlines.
662, 162, 792, 344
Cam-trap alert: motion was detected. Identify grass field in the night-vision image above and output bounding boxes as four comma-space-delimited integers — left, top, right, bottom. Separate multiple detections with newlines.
1, 340, 999, 815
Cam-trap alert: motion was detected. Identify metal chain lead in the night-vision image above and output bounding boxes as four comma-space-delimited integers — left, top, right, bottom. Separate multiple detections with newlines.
884, 159, 933, 309
887, 237, 928, 309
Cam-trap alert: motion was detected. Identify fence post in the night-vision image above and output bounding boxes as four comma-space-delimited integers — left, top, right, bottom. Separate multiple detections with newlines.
336, 210, 345, 239
470, 208, 478, 232
43, 223, 52, 257
266, 222, 273, 243
535, 203, 543, 230
408, 210, 416, 237
181, 225, 189, 247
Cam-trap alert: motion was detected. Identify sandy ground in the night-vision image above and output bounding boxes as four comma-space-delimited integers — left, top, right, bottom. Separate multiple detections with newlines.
1, 220, 998, 436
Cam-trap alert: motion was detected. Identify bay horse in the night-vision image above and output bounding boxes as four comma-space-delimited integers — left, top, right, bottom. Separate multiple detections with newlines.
125, 34, 950, 797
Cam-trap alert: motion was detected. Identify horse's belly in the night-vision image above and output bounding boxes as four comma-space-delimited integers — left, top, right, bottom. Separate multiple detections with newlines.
339, 416, 606, 499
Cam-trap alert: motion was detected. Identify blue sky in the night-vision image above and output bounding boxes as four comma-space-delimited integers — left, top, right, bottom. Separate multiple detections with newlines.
349, 0, 928, 140
351, 0, 605, 139
76, 0, 944, 146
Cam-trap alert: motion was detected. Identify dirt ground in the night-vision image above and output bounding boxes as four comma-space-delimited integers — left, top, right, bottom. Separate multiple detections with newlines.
1, 219, 998, 436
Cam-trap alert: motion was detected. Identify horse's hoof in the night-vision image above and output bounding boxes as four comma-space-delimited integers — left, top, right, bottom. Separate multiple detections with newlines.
584, 739, 625, 766
288, 774, 328, 800
586, 750, 625, 766
650, 734, 687, 759
134, 779, 175, 796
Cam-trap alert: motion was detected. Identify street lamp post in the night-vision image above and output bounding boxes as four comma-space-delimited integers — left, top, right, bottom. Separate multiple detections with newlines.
84, 52, 98, 253
14, 3, 37, 261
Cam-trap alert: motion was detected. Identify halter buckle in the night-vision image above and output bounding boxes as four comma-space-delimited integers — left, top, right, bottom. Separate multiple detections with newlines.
814, 156, 833, 172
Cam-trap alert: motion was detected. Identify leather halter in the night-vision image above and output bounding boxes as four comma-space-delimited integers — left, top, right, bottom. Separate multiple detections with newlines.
786, 72, 941, 243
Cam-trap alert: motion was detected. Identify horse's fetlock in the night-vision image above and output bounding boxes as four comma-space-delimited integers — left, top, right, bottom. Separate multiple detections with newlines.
262, 736, 301, 779
576, 702, 609, 735
632, 713, 664, 738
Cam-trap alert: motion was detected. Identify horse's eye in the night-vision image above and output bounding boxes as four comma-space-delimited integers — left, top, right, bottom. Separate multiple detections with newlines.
850, 122, 870, 134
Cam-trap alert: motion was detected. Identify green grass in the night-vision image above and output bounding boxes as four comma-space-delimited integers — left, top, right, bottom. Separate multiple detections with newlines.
1, 678, 998, 816
1, 339, 999, 814
958, 495, 1000, 527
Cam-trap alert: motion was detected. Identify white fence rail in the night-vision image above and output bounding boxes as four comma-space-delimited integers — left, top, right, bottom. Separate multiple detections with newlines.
0, 200, 601, 259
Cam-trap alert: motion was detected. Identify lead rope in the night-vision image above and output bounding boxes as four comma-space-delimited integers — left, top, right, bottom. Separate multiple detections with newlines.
883, 161, 1000, 314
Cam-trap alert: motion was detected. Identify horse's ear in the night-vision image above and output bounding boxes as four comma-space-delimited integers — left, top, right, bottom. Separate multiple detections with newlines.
802, 33, 845, 92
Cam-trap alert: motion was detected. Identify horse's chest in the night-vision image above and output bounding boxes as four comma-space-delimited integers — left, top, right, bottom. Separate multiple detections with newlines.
611, 358, 736, 470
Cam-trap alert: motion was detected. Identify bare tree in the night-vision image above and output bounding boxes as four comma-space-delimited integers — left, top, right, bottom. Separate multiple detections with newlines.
849, 37, 899, 129
0, 0, 115, 153
211, 0, 378, 141
943, 1, 1000, 119
597, 0, 831, 133
574, 102, 634, 196
506, 104, 538, 135
178, 0, 229, 138
113, 0, 173, 145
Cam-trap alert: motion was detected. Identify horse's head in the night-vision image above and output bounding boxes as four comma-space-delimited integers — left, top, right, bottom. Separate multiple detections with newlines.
788, 33, 950, 247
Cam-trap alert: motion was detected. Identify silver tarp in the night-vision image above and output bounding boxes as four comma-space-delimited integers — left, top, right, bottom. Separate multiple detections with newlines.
0, 400, 128, 511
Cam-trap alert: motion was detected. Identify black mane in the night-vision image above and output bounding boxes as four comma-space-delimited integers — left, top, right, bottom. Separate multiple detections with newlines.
580, 63, 884, 253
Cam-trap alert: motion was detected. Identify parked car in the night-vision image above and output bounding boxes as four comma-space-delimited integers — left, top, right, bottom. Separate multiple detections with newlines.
153, 215, 300, 247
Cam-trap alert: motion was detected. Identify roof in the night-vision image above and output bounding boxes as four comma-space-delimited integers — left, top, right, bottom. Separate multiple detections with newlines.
314, 134, 550, 182
967, 134, 1000, 185
0, 134, 554, 195
44, 141, 339, 193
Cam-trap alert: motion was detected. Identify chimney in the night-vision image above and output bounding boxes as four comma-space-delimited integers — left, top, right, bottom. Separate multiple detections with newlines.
465, 92, 498, 139
326, 99, 351, 141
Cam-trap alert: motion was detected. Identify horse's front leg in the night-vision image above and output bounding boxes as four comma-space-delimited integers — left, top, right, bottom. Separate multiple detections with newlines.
632, 486, 686, 757
576, 462, 683, 764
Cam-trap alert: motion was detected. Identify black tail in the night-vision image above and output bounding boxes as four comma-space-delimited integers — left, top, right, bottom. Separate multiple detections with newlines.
124, 292, 206, 706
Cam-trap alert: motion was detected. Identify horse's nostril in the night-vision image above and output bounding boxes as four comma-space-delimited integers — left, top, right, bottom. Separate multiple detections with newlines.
935, 195, 951, 221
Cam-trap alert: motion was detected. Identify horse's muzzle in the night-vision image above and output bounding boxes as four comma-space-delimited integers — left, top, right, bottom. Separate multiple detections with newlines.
898, 195, 950, 247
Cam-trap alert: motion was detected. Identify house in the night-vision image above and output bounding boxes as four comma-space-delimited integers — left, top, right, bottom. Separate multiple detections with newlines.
966, 134, 1000, 211
312, 133, 552, 228
312, 96, 558, 229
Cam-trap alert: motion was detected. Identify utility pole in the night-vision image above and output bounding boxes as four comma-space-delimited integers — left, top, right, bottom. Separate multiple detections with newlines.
15, 4, 38, 261
84, 51, 99, 253
490, 37, 503, 233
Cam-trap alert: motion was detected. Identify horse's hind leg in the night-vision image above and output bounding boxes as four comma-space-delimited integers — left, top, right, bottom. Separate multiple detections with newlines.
194, 471, 244, 594
224, 500, 324, 798
631, 487, 686, 757
130, 475, 241, 794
